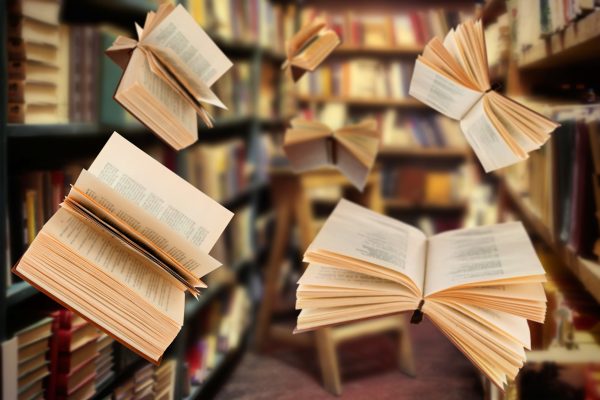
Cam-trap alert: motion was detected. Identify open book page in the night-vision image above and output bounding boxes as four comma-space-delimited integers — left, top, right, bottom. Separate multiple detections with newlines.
41, 208, 185, 325
424, 222, 546, 297
88, 133, 233, 253
70, 170, 221, 280
459, 97, 523, 172
409, 59, 483, 120
334, 142, 370, 191
283, 120, 333, 172
141, 5, 232, 87
305, 199, 427, 295
334, 120, 380, 167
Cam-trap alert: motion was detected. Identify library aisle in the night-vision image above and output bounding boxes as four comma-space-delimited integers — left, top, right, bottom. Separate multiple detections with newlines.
2, 0, 600, 399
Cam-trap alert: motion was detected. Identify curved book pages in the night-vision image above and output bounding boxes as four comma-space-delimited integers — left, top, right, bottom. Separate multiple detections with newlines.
106, 4, 233, 150
295, 199, 547, 389
408, 20, 560, 172
13, 133, 234, 364
283, 118, 380, 191
282, 19, 341, 82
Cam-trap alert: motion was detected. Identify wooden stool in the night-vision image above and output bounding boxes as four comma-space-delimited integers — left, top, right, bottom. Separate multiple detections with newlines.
254, 167, 416, 395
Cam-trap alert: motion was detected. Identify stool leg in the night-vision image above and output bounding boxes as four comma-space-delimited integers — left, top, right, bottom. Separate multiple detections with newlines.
315, 328, 342, 395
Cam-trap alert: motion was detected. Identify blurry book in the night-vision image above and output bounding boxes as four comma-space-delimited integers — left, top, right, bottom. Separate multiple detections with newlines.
13, 132, 233, 364
295, 199, 547, 389
283, 118, 380, 190
409, 20, 559, 172
282, 19, 341, 82
106, 4, 233, 150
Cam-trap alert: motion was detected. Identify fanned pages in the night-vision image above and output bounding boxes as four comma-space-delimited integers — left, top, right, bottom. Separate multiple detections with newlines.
283, 118, 380, 191
282, 19, 341, 82
408, 20, 559, 172
106, 4, 233, 150
295, 199, 547, 389
13, 132, 234, 364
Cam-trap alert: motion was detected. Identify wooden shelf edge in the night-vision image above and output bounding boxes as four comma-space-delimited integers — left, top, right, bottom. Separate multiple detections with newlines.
333, 45, 423, 56
384, 199, 467, 212
500, 177, 600, 304
378, 146, 469, 159
296, 95, 426, 108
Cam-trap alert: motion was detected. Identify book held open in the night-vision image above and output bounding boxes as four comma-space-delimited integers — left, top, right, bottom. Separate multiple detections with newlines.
282, 19, 341, 82
295, 199, 547, 388
106, 4, 233, 150
13, 132, 233, 364
409, 20, 560, 172
283, 118, 380, 191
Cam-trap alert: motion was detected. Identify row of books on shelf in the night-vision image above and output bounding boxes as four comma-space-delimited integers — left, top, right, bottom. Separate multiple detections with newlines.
504, 103, 600, 258
296, 59, 414, 100
111, 360, 176, 400
184, 285, 251, 394
299, 6, 473, 48
1, 309, 115, 400
188, 0, 295, 54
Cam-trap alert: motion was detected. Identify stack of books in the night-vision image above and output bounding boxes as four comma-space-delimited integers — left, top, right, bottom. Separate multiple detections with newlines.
589, 121, 600, 260
1, 317, 53, 399
95, 333, 114, 391
154, 360, 177, 400
111, 360, 177, 399
6, 0, 64, 123
47, 310, 101, 400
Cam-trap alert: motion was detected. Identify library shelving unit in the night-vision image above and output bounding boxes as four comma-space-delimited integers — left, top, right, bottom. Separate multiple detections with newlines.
291, 0, 476, 226
479, 0, 600, 398
0, 0, 286, 398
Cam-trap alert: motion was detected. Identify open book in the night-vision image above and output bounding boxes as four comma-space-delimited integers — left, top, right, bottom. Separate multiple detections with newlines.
409, 20, 559, 172
106, 4, 232, 150
13, 133, 233, 364
296, 199, 547, 388
283, 118, 380, 191
282, 19, 341, 82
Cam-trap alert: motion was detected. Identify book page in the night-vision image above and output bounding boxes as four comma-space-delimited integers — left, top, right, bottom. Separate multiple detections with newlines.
409, 59, 482, 120
141, 4, 232, 87
70, 170, 221, 279
424, 222, 545, 296
42, 208, 185, 324
459, 97, 522, 172
88, 133, 233, 253
306, 199, 427, 293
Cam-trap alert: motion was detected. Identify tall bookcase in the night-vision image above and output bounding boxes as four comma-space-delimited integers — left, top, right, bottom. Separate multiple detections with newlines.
0, 0, 288, 398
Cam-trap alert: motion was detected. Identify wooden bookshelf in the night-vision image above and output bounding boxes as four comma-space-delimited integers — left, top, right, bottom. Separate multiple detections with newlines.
500, 177, 600, 304
333, 45, 423, 57
296, 95, 426, 108
384, 198, 468, 212
519, 10, 600, 69
378, 146, 469, 160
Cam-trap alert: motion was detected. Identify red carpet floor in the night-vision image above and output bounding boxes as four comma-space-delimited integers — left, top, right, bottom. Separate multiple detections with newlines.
215, 319, 484, 399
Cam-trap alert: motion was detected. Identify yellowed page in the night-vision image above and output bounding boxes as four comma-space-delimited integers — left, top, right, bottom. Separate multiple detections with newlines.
89, 133, 233, 253
425, 222, 545, 296
43, 209, 185, 325
409, 59, 483, 120
141, 4, 232, 87
70, 170, 221, 280
305, 199, 427, 294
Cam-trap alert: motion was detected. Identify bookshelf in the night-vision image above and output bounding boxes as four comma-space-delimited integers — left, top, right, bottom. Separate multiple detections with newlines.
333, 45, 423, 56
296, 95, 427, 108
0, 0, 288, 398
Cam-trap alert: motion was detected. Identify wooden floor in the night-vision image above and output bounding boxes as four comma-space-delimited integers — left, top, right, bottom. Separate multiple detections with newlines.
215, 319, 484, 399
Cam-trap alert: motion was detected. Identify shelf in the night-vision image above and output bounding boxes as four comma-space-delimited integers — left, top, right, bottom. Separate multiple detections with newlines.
333, 45, 422, 57
480, 0, 506, 25
378, 146, 469, 160
384, 199, 468, 212
5, 281, 38, 306
519, 10, 600, 69
500, 178, 600, 304
296, 95, 427, 108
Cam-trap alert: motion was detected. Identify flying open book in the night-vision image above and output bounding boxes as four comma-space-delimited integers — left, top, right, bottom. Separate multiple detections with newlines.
106, 4, 233, 150
296, 199, 547, 389
283, 118, 380, 191
282, 19, 341, 82
409, 20, 559, 172
13, 133, 233, 364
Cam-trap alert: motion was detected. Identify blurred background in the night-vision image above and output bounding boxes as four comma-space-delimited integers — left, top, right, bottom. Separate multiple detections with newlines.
2, 0, 600, 399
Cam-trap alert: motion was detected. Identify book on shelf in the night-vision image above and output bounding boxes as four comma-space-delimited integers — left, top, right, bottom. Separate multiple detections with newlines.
12, 132, 234, 364
208, 60, 253, 119
95, 333, 115, 390
2, 317, 53, 400
106, 3, 233, 150
282, 19, 341, 82
283, 118, 380, 190
295, 199, 547, 388
409, 20, 560, 172
6, 0, 65, 123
